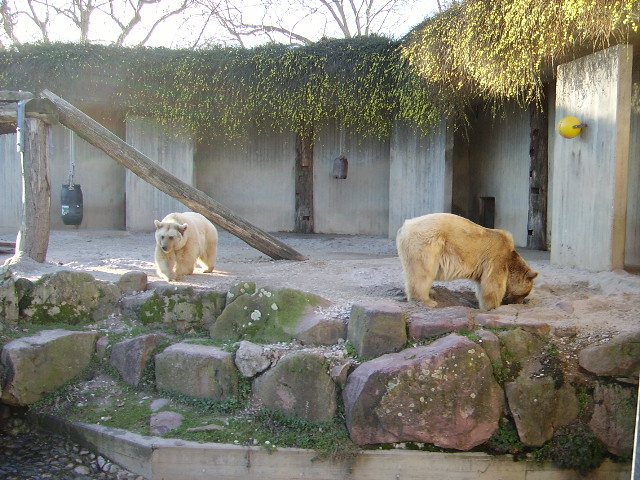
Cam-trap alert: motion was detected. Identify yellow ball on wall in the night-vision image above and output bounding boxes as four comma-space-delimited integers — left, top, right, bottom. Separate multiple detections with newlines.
558, 116, 583, 138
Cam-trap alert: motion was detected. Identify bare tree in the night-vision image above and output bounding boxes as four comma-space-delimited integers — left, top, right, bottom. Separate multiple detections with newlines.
192, 0, 433, 47
0, 0, 193, 47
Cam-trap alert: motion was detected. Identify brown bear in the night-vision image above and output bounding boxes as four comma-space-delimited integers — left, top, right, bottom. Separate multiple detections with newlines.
396, 213, 537, 310
154, 212, 218, 282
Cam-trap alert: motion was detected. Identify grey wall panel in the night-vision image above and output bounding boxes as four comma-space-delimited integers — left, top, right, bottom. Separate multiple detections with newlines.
196, 129, 296, 232
468, 103, 531, 246
551, 44, 632, 271
125, 117, 194, 232
388, 120, 450, 238
313, 123, 390, 235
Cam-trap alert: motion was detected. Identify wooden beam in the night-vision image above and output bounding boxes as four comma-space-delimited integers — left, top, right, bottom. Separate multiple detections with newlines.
40, 89, 307, 261
0, 91, 34, 102
0, 99, 59, 126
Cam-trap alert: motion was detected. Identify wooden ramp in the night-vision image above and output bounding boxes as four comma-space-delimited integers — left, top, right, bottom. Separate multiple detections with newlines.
40, 90, 306, 262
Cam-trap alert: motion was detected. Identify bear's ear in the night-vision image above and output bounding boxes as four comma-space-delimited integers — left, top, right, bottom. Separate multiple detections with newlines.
527, 270, 538, 280
154, 220, 162, 229
177, 223, 188, 234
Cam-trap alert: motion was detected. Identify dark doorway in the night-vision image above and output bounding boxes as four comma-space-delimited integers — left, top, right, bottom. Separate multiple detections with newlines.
480, 196, 495, 229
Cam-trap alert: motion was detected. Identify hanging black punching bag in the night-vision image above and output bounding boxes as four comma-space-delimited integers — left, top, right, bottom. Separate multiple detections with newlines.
61, 184, 83, 226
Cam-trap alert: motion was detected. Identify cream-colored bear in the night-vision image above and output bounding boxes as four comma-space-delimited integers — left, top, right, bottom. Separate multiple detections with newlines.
154, 212, 218, 282
396, 213, 537, 310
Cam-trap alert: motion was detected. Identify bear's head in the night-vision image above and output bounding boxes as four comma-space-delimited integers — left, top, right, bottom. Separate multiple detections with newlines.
154, 220, 188, 253
503, 250, 538, 305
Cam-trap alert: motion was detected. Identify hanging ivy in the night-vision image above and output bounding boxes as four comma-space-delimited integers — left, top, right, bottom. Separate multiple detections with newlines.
0, 38, 436, 142
0, 1, 637, 142
402, 0, 640, 114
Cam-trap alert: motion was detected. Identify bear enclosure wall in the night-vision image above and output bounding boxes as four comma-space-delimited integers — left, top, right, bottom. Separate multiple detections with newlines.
1, 43, 640, 269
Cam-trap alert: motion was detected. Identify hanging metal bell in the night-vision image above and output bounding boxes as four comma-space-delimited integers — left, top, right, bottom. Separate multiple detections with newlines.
332, 155, 348, 179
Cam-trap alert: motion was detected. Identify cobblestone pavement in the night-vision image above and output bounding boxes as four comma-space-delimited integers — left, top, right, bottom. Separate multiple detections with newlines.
0, 408, 147, 480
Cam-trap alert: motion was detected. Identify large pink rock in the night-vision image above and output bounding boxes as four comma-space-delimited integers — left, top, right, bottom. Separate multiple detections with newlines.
343, 334, 504, 450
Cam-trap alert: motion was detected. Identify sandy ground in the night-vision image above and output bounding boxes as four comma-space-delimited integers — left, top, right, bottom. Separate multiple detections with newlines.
2, 229, 640, 346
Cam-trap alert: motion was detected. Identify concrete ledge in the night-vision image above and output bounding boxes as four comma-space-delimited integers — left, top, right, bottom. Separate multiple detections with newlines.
37, 417, 632, 480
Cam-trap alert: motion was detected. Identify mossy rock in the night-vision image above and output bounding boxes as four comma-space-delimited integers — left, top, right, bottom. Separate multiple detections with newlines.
138, 286, 227, 333
22, 270, 120, 325
210, 286, 328, 343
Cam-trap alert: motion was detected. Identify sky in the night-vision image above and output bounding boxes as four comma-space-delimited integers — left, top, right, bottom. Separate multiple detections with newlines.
14, 0, 442, 48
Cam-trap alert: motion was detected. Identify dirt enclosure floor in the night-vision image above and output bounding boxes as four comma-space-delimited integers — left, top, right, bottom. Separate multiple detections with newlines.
2, 229, 640, 351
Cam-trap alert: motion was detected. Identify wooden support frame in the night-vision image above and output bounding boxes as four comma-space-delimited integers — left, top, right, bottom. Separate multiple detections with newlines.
40, 89, 307, 261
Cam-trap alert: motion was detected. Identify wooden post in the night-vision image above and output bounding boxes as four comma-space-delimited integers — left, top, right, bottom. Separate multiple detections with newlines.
40, 89, 307, 261
14, 116, 52, 262
295, 133, 314, 233
527, 91, 549, 251
0, 92, 57, 263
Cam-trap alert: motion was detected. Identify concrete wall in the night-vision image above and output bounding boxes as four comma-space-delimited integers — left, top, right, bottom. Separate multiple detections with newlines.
626, 53, 640, 267
0, 125, 125, 235
49, 126, 126, 230
388, 120, 452, 237
466, 103, 531, 247
551, 44, 632, 271
196, 129, 296, 233
125, 117, 194, 232
313, 122, 390, 235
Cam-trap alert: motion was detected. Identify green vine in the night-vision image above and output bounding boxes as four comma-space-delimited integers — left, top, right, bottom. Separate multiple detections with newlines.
402, 0, 640, 115
0, 1, 636, 141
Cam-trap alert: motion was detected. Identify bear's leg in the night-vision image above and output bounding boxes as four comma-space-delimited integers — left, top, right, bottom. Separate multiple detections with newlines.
155, 247, 177, 282
402, 248, 438, 307
174, 250, 197, 280
200, 240, 217, 273
477, 272, 507, 310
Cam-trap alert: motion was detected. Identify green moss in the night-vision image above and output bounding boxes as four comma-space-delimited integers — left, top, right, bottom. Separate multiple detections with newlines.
534, 423, 607, 474
29, 302, 92, 325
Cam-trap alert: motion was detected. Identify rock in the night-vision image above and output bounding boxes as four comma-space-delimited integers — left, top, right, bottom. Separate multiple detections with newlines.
330, 359, 355, 386
155, 342, 238, 401
136, 286, 227, 333
210, 287, 329, 343
505, 362, 579, 446
347, 302, 406, 359
110, 334, 169, 386
0, 266, 19, 322
476, 329, 502, 369
578, 331, 640, 377
22, 270, 120, 324
589, 382, 637, 456
234, 340, 272, 377
1, 329, 98, 405
116, 271, 147, 295
253, 351, 337, 422
150, 411, 184, 435
343, 334, 504, 450
95, 335, 110, 359
407, 306, 473, 339
296, 312, 346, 345
476, 314, 551, 336
498, 328, 544, 364
150, 398, 171, 412
226, 282, 256, 304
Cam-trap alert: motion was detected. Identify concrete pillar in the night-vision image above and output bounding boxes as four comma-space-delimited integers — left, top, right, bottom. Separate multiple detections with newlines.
125, 117, 194, 232
551, 44, 632, 271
